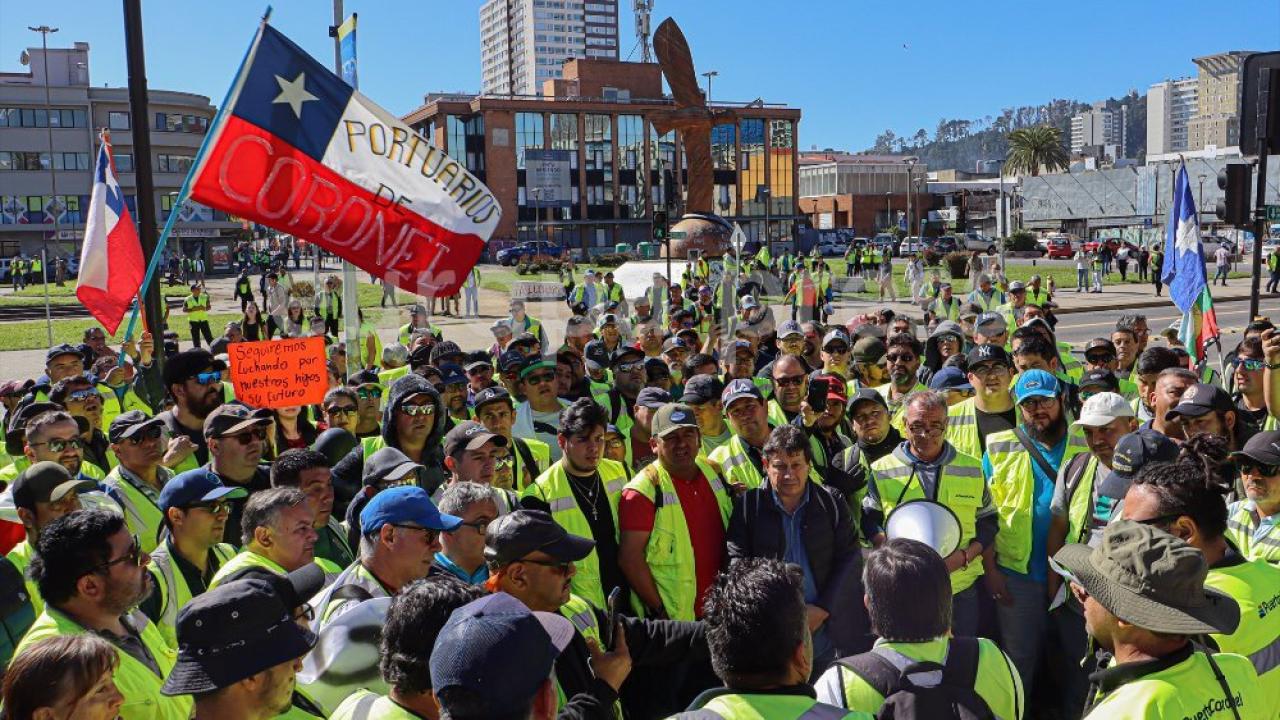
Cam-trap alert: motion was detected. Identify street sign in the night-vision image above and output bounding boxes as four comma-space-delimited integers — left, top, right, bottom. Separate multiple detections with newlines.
669, 231, 687, 239
1267, 205, 1280, 221
1144, 218, 1153, 228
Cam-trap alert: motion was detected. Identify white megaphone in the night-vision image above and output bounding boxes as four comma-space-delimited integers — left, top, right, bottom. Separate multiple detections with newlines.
885, 499, 963, 557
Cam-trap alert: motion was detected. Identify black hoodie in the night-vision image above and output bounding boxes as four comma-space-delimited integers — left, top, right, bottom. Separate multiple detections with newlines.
331, 373, 448, 503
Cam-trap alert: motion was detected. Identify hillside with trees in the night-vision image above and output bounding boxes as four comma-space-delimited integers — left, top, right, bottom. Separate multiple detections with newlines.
867, 91, 1146, 171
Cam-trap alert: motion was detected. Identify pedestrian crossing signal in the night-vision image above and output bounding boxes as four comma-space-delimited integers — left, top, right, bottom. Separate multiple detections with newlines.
653, 210, 668, 241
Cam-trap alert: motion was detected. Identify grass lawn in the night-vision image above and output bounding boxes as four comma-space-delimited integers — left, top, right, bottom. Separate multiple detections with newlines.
10, 284, 188, 298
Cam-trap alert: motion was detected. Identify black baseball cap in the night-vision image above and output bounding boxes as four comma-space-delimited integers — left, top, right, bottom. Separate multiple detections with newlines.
347, 368, 382, 387
438, 363, 467, 387
849, 387, 889, 412
965, 343, 1011, 367
681, 375, 724, 405
1230, 430, 1280, 466
12, 461, 95, 512
1111, 429, 1180, 481
1084, 338, 1118, 357
636, 386, 672, 409
443, 420, 508, 458
45, 344, 83, 364
1079, 369, 1121, 393
473, 386, 514, 412
203, 403, 272, 440
464, 351, 492, 373
484, 510, 595, 567
1164, 383, 1234, 421
498, 350, 526, 374
721, 378, 763, 408
107, 410, 165, 444
430, 341, 464, 366
161, 577, 317, 695
584, 339, 610, 372
163, 349, 226, 387
610, 346, 645, 367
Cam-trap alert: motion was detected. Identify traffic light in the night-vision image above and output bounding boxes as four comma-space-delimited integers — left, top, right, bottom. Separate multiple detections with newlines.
1215, 164, 1252, 227
652, 210, 668, 241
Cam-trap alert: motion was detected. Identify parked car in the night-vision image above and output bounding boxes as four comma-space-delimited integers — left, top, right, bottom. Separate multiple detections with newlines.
817, 237, 849, 257
1045, 236, 1074, 259
899, 236, 926, 255
871, 234, 899, 257
961, 232, 998, 254
933, 236, 959, 254
495, 241, 563, 266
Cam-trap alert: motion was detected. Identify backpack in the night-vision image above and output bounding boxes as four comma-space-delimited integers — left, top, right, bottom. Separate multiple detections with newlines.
837, 637, 995, 720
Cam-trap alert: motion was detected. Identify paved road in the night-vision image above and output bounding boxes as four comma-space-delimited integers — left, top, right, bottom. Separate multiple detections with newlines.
1052, 297, 1263, 353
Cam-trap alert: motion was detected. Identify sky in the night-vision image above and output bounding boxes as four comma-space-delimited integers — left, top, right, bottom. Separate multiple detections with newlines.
2, 0, 1276, 152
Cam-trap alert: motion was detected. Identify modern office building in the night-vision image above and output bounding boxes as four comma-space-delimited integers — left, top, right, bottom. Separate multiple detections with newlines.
0, 40, 239, 265
1070, 102, 1127, 157
404, 57, 802, 253
1146, 77, 1198, 157
797, 152, 928, 237
480, 0, 619, 97
1186, 51, 1253, 152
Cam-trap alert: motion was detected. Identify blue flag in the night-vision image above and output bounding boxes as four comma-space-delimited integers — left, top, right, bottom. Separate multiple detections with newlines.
1160, 164, 1218, 360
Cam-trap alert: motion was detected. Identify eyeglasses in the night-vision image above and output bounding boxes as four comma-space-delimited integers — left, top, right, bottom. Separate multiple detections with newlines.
968, 363, 1008, 377
1020, 396, 1057, 410
391, 524, 440, 544
824, 345, 849, 354
222, 429, 267, 445
524, 372, 555, 385
1238, 460, 1280, 477
194, 371, 222, 386
906, 423, 946, 436
400, 404, 435, 417
604, 438, 627, 450
773, 374, 805, 388
457, 519, 490, 536
516, 557, 574, 574
186, 500, 232, 515
356, 387, 383, 400
886, 353, 917, 364
30, 437, 84, 453
93, 534, 142, 573
615, 361, 645, 373
125, 425, 165, 444
1236, 358, 1266, 372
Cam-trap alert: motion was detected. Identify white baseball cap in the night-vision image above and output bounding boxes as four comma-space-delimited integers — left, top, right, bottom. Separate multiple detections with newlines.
1072, 392, 1135, 428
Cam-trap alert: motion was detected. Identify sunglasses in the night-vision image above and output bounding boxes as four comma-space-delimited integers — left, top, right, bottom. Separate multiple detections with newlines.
1236, 358, 1266, 372
400, 404, 435, 417
66, 388, 103, 404
517, 557, 574, 574
885, 353, 917, 363
1085, 354, 1116, 364
194, 371, 222, 386
31, 437, 84, 453
356, 387, 383, 400
186, 500, 232, 515
325, 405, 357, 416
221, 429, 267, 445
774, 374, 805, 387
1238, 460, 1280, 477
615, 361, 645, 373
125, 425, 165, 444
824, 345, 849, 354
93, 533, 142, 573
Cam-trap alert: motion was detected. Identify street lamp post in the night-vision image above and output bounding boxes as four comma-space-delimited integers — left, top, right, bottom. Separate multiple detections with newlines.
1196, 174, 1207, 230
884, 191, 891, 234
760, 186, 772, 260
906, 159, 916, 240
701, 70, 718, 104
29, 24, 58, 347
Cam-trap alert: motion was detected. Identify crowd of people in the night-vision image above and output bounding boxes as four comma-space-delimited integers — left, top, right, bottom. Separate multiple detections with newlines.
0, 255, 1278, 720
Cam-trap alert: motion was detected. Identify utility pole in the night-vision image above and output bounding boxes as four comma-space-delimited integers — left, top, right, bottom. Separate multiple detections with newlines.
122, 0, 166, 383
29, 25, 57, 346
701, 70, 718, 104
330, 0, 361, 379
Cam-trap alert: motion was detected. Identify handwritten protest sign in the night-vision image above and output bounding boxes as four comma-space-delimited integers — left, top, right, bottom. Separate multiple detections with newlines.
228, 337, 327, 409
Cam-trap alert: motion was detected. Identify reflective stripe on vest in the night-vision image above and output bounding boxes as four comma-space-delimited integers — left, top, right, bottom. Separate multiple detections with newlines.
1206, 558, 1280, 682
1065, 455, 1101, 545
685, 693, 859, 719
522, 459, 628, 608
622, 458, 731, 620
985, 428, 1088, 574
149, 543, 235, 648
944, 398, 982, 459
710, 435, 764, 490
870, 447, 985, 593
209, 550, 288, 588
1226, 501, 1280, 565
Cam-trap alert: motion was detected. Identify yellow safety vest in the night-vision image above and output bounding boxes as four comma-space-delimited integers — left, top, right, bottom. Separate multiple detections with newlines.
869, 448, 986, 593
622, 458, 731, 620
1226, 500, 1280, 566
5, 539, 42, 617
14, 608, 192, 720
147, 541, 236, 648
330, 690, 418, 719
873, 382, 927, 434
510, 436, 552, 490
944, 398, 983, 459
209, 549, 288, 588
689, 692, 867, 719
1083, 649, 1268, 720
377, 364, 410, 389
102, 465, 171, 554
521, 459, 628, 609
1062, 454, 1103, 546
1205, 555, 1280, 684
183, 293, 210, 322
316, 290, 341, 319
709, 434, 767, 490
983, 427, 1089, 574
98, 383, 152, 432
555, 594, 624, 719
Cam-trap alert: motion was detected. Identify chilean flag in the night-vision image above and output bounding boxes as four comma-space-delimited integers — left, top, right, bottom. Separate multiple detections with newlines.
188, 23, 500, 297
77, 132, 145, 335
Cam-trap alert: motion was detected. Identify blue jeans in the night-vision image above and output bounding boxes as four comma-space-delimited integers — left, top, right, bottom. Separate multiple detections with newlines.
1076, 268, 1087, 288
952, 583, 980, 637
995, 572, 1048, 695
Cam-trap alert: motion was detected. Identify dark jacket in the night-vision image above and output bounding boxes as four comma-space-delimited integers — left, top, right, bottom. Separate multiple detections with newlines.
332, 374, 447, 515
555, 609, 708, 720
726, 483, 868, 656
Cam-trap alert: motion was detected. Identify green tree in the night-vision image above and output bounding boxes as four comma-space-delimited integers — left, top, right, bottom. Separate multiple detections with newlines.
1004, 125, 1069, 176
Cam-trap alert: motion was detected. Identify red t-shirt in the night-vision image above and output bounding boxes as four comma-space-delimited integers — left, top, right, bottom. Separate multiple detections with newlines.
619, 470, 726, 618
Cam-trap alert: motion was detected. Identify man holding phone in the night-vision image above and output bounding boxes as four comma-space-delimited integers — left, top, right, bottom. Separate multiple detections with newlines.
795, 372, 853, 478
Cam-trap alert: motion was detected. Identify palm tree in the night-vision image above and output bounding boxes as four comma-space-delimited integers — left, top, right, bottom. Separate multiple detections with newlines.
1004, 125, 1069, 176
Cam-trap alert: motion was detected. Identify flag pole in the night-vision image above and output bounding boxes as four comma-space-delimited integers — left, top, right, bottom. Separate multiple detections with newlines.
118, 6, 273, 360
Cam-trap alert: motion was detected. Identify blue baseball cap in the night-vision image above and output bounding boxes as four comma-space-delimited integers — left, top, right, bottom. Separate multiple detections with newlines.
438, 363, 467, 386
721, 378, 764, 408
929, 367, 973, 393
1013, 369, 1060, 403
360, 485, 462, 534
159, 468, 249, 514
430, 592, 574, 715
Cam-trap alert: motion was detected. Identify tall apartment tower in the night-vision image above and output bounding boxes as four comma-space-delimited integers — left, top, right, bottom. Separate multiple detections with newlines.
1146, 77, 1198, 156
480, 0, 619, 97
1187, 51, 1254, 151
1070, 102, 1128, 157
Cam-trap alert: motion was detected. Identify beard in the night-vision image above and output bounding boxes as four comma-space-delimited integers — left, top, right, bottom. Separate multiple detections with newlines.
1029, 414, 1068, 444
190, 389, 224, 418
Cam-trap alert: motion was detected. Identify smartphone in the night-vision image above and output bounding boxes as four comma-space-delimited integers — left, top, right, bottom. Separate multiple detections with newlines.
602, 587, 622, 649
807, 376, 829, 412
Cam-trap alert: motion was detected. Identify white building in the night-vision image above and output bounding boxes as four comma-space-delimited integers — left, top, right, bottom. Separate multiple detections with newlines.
1146, 77, 1198, 156
480, 0, 619, 97
1070, 102, 1127, 156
